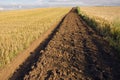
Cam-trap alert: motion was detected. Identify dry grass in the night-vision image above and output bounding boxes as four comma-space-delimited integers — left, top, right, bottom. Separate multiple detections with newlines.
0, 7, 71, 68
80, 7, 120, 22
80, 7, 120, 28
78, 6, 120, 53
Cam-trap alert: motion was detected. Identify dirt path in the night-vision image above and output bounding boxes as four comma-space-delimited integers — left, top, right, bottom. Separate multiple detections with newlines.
0, 10, 66, 80
10, 8, 120, 80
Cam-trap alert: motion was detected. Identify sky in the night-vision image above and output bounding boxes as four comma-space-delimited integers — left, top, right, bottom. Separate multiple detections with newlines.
0, 0, 120, 10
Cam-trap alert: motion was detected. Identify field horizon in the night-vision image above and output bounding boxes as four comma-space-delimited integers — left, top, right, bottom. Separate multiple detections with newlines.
0, 6, 120, 80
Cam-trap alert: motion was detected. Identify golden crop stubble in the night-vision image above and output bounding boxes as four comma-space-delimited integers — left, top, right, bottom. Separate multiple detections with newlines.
0, 7, 71, 68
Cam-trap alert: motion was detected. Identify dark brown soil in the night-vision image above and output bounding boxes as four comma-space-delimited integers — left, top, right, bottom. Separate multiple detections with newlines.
10, 8, 120, 80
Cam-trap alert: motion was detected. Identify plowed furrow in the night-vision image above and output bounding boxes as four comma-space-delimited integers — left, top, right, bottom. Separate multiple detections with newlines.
10, 8, 120, 80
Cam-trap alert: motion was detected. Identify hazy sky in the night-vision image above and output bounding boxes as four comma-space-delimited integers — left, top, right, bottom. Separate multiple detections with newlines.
0, 0, 120, 10
0, 0, 120, 5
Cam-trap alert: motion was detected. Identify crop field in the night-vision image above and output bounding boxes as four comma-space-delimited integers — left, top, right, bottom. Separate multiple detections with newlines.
80, 7, 120, 28
80, 7, 120, 22
79, 6, 120, 53
0, 7, 71, 68
7, 8, 120, 80
1, 7, 120, 80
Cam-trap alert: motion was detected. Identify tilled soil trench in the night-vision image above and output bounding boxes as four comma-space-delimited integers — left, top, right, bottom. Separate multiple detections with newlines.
10, 8, 120, 80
